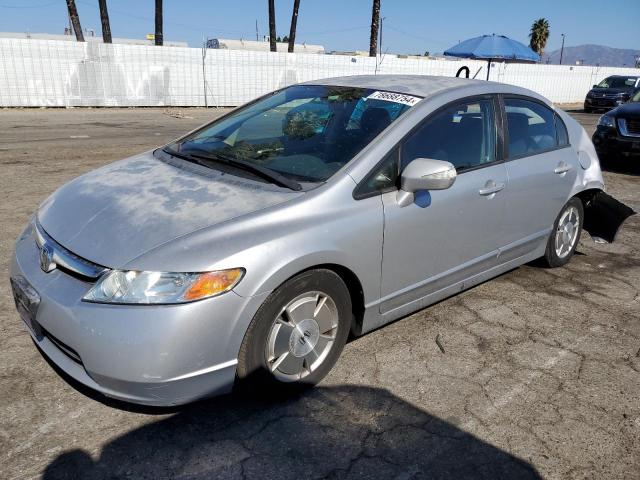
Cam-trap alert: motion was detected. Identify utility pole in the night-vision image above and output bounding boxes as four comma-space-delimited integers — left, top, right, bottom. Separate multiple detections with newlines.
98, 0, 112, 43
268, 0, 276, 52
202, 36, 208, 107
559, 33, 565, 65
369, 0, 380, 57
288, 0, 300, 53
66, 0, 84, 42
378, 16, 385, 58
255, 19, 259, 41
155, 0, 163, 46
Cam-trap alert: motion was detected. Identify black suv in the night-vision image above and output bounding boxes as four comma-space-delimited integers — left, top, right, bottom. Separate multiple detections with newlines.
584, 75, 640, 112
592, 89, 640, 163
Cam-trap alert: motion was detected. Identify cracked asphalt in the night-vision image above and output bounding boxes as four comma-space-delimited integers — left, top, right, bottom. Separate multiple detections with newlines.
1, 107, 638, 480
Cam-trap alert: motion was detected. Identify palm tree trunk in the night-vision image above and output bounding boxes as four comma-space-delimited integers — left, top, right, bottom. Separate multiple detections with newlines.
66, 0, 84, 42
268, 0, 277, 52
98, 0, 112, 43
369, 0, 380, 57
155, 0, 163, 46
287, 0, 300, 53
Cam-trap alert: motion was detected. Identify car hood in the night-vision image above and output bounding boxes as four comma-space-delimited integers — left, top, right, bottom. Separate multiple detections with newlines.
589, 87, 630, 96
612, 102, 640, 117
37, 151, 303, 268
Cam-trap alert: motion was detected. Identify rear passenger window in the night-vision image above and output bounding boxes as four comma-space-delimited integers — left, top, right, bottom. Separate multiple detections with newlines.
505, 98, 558, 158
555, 115, 569, 147
401, 98, 496, 172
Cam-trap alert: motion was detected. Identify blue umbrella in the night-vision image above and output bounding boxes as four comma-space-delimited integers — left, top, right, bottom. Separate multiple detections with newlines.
444, 34, 540, 80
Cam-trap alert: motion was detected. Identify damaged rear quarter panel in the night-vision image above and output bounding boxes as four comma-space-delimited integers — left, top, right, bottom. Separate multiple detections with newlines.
560, 110, 636, 243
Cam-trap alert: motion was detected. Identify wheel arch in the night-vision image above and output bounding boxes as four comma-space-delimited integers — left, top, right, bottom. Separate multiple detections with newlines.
282, 263, 366, 337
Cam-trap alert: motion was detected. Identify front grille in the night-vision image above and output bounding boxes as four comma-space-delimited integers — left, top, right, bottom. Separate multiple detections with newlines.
592, 93, 619, 99
43, 329, 83, 364
624, 118, 640, 135
618, 118, 640, 138
34, 222, 107, 281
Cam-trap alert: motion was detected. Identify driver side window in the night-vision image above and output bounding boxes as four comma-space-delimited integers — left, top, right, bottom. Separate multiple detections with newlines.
401, 98, 497, 172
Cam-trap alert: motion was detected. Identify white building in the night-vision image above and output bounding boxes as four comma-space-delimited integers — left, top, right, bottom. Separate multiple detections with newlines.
207, 38, 324, 54
0, 31, 188, 47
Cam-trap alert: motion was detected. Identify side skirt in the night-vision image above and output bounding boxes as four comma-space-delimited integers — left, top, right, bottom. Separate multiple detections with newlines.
359, 248, 543, 335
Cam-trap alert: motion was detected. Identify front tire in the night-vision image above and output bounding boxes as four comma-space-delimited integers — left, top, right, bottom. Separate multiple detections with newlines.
542, 197, 584, 268
236, 269, 351, 395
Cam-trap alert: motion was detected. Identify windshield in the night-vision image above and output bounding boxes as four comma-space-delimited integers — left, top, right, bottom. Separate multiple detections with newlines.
165, 85, 418, 183
597, 76, 638, 89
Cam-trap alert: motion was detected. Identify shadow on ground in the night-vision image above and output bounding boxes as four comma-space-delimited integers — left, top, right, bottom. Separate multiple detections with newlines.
42, 385, 540, 480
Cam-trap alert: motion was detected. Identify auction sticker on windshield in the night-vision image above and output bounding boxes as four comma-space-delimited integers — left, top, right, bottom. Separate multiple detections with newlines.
366, 91, 421, 106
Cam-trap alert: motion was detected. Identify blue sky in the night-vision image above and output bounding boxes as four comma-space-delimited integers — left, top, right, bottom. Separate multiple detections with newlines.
1, 0, 639, 53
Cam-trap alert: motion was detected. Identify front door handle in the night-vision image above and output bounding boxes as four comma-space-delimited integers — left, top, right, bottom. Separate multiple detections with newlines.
478, 181, 505, 196
554, 162, 573, 175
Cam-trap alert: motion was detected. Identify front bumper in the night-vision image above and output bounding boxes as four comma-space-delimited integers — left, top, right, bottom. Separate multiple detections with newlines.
10, 231, 267, 406
585, 97, 625, 110
592, 127, 640, 158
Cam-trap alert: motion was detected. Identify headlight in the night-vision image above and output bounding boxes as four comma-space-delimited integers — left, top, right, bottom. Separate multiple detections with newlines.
83, 268, 245, 304
597, 115, 615, 128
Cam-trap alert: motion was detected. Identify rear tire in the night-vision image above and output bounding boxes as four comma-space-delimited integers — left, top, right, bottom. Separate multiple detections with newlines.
235, 269, 351, 396
542, 197, 584, 268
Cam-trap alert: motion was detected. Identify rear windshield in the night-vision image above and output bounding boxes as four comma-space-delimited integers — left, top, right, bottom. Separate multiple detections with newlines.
597, 77, 638, 89
165, 85, 419, 183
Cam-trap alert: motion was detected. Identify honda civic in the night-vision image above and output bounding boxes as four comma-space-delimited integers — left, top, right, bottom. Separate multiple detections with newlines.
11, 75, 633, 406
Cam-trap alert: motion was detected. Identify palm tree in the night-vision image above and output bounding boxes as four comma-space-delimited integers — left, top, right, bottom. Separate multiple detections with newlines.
369, 0, 380, 57
529, 18, 550, 60
268, 0, 277, 52
65, 0, 84, 42
287, 0, 300, 53
98, 0, 112, 43
155, 0, 163, 46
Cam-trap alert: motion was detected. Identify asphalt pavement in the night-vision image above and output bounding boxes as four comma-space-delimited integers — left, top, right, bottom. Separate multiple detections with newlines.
0, 107, 638, 480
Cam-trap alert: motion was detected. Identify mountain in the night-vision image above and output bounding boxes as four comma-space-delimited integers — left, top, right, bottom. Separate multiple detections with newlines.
542, 44, 639, 67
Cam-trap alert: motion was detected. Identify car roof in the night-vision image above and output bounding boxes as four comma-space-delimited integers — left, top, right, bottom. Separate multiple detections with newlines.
299, 74, 536, 100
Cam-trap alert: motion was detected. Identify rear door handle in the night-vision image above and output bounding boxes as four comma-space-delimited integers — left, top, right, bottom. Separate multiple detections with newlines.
478, 182, 505, 196
554, 162, 572, 175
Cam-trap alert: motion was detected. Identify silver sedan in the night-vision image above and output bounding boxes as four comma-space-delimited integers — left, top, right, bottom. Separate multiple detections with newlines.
10, 75, 634, 406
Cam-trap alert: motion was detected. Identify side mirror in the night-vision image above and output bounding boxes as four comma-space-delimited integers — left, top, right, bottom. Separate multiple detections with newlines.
397, 158, 457, 207
592, 85, 598, 88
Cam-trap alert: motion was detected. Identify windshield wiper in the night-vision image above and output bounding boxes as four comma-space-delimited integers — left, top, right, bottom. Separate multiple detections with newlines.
166, 147, 302, 191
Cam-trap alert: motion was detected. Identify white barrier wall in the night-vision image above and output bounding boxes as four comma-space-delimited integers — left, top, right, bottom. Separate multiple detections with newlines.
1, 38, 638, 107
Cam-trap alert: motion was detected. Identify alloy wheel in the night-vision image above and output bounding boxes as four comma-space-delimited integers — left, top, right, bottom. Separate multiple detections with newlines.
265, 291, 339, 382
555, 206, 580, 258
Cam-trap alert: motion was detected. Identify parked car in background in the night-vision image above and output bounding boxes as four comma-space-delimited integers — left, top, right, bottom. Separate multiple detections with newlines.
593, 88, 640, 164
584, 75, 640, 113
11, 75, 634, 407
